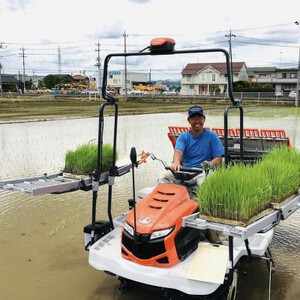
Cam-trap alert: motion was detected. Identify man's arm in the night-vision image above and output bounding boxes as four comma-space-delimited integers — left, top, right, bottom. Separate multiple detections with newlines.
211, 156, 222, 167
203, 156, 222, 169
170, 149, 183, 172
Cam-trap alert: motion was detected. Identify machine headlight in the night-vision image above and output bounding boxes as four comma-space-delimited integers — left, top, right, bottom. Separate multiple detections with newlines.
150, 227, 174, 240
124, 222, 134, 236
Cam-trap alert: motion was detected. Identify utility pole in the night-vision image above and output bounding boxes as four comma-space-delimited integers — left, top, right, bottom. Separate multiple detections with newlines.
279, 51, 282, 68
225, 30, 236, 83
58, 46, 62, 74
0, 43, 3, 97
0, 62, 2, 97
20, 47, 26, 93
296, 46, 300, 107
295, 21, 299, 107
123, 30, 128, 101
95, 41, 101, 97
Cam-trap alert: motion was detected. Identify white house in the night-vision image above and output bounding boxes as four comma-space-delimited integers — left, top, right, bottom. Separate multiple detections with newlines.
181, 62, 248, 95
21, 75, 45, 89
107, 70, 149, 93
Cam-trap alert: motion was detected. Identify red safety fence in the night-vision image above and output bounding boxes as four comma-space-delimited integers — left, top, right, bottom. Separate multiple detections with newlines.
235, 128, 260, 137
168, 126, 190, 133
260, 129, 291, 146
167, 126, 291, 148
212, 128, 235, 136
260, 129, 286, 137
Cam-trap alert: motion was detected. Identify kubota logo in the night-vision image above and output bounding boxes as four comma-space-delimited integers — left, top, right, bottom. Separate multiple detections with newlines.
139, 217, 151, 224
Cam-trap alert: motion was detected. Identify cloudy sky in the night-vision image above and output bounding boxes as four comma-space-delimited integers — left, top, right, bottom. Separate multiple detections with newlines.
0, 0, 299, 80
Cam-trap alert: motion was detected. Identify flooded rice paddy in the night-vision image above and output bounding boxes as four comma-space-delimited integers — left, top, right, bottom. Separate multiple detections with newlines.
0, 106, 300, 300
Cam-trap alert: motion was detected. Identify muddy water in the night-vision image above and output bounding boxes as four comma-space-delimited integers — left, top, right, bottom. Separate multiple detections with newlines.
0, 107, 299, 300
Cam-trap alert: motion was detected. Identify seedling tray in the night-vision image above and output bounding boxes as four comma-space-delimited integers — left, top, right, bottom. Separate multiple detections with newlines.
183, 192, 300, 240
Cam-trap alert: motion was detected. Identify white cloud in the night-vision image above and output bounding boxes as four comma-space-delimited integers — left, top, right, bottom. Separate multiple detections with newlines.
88, 22, 123, 40
0, 0, 299, 78
128, 0, 151, 3
5, 0, 33, 11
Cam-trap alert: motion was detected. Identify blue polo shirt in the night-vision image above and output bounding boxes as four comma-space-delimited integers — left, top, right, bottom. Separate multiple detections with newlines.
175, 129, 224, 168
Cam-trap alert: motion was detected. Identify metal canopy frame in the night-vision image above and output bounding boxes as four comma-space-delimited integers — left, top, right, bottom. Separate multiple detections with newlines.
87, 43, 245, 285
101, 47, 243, 165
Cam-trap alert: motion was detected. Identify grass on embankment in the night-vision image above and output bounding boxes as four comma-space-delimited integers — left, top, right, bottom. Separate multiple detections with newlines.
196, 146, 300, 222
1, 94, 292, 121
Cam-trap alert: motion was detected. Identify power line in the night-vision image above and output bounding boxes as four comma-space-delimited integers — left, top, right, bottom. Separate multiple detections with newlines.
1, 21, 294, 48
236, 35, 295, 44
1, 22, 298, 78
232, 22, 293, 33
234, 40, 299, 48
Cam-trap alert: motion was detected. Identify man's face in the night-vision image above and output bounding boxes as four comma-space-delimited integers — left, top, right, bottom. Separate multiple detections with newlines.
188, 114, 205, 131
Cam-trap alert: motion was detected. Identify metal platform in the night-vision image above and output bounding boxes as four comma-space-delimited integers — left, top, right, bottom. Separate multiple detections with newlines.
87, 214, 274, 296
0, 173, 91, 196
0, 162, 137, 196
182, 193, 300, 239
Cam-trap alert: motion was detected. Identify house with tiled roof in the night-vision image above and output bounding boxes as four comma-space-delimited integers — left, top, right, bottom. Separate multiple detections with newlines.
0, 74, 23, 92
72, 74, 89, 83
181, 62, 248, 95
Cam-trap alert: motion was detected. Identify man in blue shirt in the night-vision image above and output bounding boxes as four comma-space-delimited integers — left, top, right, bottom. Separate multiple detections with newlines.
170, 105, 224, 173
159, 106, 224, 187
161, 106, 224, 243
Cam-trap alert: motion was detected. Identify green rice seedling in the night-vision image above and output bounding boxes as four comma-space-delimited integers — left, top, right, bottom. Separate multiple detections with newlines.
255, 161, 298, 202
196, 145, 300, 222
196, 165, 272, 222
255, 146, 300, 202
262, 145, 300, 176
64, 143, 117, 175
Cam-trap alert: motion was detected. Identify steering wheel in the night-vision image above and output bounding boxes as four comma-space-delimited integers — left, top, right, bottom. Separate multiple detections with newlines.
165, 166, 203, 182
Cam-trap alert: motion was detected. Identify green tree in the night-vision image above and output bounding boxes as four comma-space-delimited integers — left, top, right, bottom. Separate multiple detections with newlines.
38, 79, 45, 88
43, 75, 62, 89
262, 84, 274, 90
62, 77, 72, 84
233, 81, 250, 88
25, 79, 33, 90
9, 81, 17, 92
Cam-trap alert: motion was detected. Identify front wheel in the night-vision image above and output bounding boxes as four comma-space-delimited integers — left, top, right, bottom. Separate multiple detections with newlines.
227, 269, 238, 300
169, 290, 182, 300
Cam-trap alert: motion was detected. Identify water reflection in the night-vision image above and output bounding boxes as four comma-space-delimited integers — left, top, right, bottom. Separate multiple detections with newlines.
0, 107, 299, 300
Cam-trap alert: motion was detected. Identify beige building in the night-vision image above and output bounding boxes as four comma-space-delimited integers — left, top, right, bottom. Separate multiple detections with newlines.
181, 62, 248, 95
248, 67, 298, 91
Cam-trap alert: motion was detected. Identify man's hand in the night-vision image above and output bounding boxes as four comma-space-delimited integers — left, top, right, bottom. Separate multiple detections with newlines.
202, 160, 214, 169
170, 163, 182, 172
171, 149, 183, 172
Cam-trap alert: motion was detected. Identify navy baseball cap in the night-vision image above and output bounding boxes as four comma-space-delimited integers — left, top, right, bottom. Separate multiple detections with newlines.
187, 106, 205, 119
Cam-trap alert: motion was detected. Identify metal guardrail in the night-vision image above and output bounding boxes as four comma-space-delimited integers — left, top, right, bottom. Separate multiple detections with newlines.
120, 92, 297, 103
1, 91, 297, 103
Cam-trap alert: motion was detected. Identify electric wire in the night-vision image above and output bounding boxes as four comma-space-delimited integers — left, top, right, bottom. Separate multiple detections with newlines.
1, 21, 299, 76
